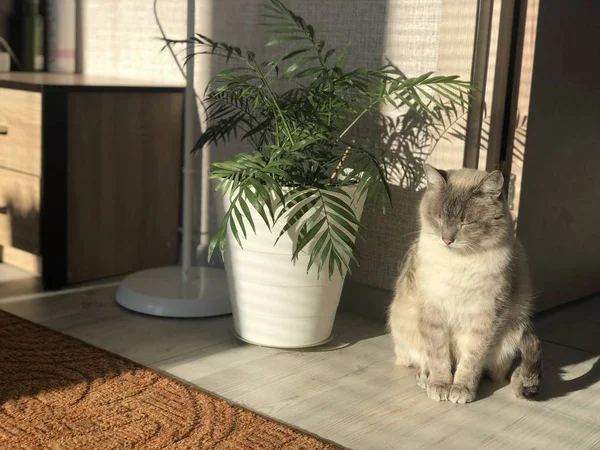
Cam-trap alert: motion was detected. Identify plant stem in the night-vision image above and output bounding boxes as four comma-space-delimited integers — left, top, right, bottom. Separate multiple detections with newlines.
249, 59, 295, 145
330, 145, 350, 181
329, 95, 382, 181
335, 96, 381, 144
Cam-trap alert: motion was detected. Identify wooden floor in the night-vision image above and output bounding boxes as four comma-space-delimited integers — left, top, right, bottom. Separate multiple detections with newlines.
1, 265, 599, 450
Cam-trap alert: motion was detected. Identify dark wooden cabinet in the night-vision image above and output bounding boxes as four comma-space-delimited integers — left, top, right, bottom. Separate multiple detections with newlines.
0, 73, 184, 289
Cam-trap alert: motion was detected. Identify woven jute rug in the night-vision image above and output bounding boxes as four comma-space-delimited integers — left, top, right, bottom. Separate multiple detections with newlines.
0, 310, 341, 449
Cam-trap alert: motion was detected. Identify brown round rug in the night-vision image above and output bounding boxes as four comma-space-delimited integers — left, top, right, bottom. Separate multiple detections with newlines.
0, 310, 342, 449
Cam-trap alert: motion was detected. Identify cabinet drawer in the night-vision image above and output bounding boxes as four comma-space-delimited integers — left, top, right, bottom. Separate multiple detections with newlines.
0, 168, 40, 256
0, 88, 42, 176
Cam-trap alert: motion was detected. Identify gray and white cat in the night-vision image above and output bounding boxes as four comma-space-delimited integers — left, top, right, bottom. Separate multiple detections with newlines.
388, 165, 541, 403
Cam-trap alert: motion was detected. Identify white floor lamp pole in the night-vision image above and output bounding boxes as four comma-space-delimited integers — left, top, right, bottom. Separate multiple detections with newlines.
181, 0, 196, 280
115, 0, 231, 318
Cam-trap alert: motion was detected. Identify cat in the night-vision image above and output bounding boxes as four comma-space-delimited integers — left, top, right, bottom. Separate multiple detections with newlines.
388, 165, 541, 404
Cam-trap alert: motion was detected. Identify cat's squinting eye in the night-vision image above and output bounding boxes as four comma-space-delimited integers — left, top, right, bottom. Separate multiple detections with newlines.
460, 221, 479, 227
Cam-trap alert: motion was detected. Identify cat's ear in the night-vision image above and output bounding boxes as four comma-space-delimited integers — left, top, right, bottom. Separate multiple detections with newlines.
423, 164, 447, 189
478, 171, 504, 197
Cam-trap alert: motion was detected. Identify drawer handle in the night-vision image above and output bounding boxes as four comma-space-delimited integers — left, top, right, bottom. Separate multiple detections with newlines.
0, 126, 7, 135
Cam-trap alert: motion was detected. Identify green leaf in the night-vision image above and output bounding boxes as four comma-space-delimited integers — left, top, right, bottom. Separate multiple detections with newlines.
228, 212, 243, 248
330, 224, 359, 257
233, 206, 247, 239
262, 13, 288, 21
266, 36, 306, 47
244, 186, 271, 230
254, 172, 285, 204
324, 48, 335, 62
260, 21, 298, 27
276, 194, 319, 242
284, 56, 320, 76
306, 231, 328, 272
266, 28, 304, 35
293, 67, 323, 78
248, 178, 275, 221
329, 247, 336, 278
207, 226, 224, 261
429, 84, 467, 105
319, 191, 353, 211
414, 86, 447, 110
280, 46, 314, 62
195, 33, 215, 45
318, 240, 332, 274
239, 200, 256, 233
241, 118, 271, 141
265, 3, 285, 15
335, 45, 349, 68
263, 166, 293, 181
329, 213, 357, 236
324, 200, 363, 228
293, 217, 326, 260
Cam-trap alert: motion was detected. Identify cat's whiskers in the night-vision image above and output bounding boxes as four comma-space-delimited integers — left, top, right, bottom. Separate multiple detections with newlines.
400, 230, 423, 239
462, 241, 483, 254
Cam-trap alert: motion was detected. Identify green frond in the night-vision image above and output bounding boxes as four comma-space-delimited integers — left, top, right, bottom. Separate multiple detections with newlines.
193, 112, 250, 152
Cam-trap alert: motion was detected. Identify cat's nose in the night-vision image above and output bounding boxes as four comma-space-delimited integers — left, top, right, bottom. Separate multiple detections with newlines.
443, 238, 454, 246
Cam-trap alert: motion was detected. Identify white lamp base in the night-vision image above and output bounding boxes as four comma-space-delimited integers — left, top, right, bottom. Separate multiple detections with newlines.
115, 266, 231, 318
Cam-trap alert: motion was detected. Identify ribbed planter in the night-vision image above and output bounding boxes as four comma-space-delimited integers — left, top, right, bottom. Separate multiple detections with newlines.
219, 185, 365, 348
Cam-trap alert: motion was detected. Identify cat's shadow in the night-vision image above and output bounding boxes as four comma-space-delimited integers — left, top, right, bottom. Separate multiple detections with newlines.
476, 341, 600, 402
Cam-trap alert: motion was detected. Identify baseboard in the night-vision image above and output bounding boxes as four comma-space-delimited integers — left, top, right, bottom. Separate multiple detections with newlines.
339, 280, 393, 323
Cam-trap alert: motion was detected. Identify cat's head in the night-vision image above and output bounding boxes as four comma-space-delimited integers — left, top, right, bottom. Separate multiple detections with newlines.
419, 165, 513, 251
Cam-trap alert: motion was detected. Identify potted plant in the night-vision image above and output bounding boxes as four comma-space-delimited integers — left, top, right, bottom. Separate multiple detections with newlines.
177, 0, 472, 348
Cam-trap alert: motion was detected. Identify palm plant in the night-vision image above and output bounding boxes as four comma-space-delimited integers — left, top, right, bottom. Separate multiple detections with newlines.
173, 0, 473, 278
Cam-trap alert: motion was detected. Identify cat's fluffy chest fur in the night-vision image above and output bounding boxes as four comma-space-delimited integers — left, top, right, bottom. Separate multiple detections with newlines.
416, 238, 512, 324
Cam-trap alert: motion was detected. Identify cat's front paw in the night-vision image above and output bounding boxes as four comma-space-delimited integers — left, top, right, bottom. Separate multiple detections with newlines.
448, 384, 476, 404
426, 381, 451, 401
416, 370, 428, 389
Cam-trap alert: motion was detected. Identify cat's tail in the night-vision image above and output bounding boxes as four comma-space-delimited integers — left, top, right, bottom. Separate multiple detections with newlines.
511, 327, 542, 398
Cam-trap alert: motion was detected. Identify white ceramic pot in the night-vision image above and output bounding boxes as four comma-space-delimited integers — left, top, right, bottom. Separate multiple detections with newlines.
219, 185, 365, 348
